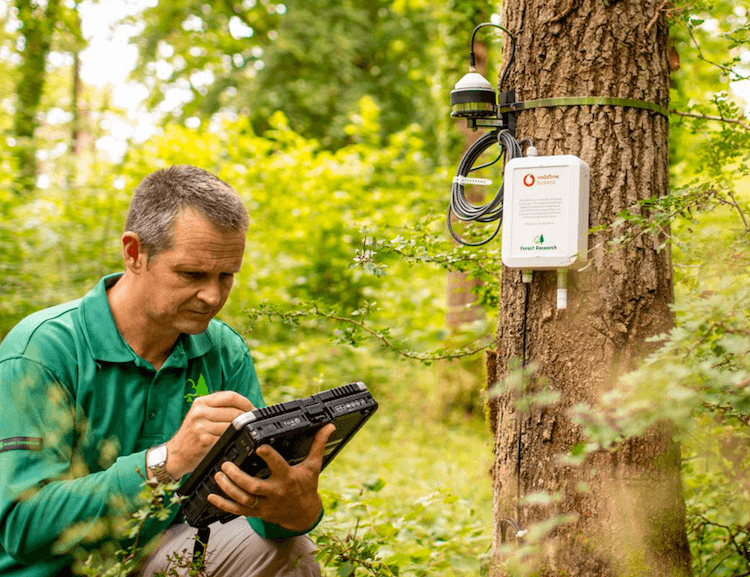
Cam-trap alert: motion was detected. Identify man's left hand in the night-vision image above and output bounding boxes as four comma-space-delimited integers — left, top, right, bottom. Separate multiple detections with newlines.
207, 423, 336, 532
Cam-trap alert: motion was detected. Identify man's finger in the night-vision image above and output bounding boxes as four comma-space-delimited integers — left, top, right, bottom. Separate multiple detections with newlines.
221, 461, 268, 496
214, 469, 265, 507
255, 444, 289, 476
198, 391, 255, 412
207, 491, 258, 518
193, 406, 250, 424
302, 424, 337, 471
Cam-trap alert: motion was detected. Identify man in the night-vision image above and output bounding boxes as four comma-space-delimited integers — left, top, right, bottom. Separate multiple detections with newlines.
0, 165, 333, 576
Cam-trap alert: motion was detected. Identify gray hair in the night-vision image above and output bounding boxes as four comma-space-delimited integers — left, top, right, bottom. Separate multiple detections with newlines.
125, 165, 249, 259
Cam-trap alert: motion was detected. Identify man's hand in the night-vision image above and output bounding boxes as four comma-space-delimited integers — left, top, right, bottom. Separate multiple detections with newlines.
207, 423, 336, 532
164, 391, 255, 479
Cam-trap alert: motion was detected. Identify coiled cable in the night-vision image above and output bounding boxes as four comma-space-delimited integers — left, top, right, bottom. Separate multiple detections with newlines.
448, 129, 525, 246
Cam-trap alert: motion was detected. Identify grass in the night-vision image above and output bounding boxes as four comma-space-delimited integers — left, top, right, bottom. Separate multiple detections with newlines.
302, 358, 495, 575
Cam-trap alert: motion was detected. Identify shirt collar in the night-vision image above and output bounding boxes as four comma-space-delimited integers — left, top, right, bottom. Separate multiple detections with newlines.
80, 274, 215, 366
182, 329, 214, 360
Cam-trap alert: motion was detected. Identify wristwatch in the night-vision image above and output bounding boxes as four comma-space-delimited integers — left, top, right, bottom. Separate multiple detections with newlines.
146, 443, 175, 484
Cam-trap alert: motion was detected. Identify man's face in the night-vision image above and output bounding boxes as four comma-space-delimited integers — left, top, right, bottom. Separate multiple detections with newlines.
139, 208, 246, 335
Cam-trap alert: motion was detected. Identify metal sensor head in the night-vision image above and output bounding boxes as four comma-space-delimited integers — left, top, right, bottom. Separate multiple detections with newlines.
450, 72, 497, 118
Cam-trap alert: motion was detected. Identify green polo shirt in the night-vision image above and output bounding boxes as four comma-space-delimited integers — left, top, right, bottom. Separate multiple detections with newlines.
0, 274, 314, 577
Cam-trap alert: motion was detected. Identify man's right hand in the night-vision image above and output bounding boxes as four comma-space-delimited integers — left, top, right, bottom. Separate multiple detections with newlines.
164, 391, 254, 479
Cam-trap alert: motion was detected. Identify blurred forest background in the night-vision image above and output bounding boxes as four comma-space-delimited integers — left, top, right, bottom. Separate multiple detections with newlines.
0, 0, 749, 575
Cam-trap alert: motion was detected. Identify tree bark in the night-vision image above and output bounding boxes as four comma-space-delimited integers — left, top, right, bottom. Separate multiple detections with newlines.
487, 1, 692, 575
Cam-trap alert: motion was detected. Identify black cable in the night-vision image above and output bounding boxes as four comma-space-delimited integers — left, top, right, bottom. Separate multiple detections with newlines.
518, 279, 530, 522
447, 129, 525, 246
471, 148, 504, 172
500, 276, 531, 544
456, 19, 530, 547
468, 23, 515, 92
499, 518, 522, 545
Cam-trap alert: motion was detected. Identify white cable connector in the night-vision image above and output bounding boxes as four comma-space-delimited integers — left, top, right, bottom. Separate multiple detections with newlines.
526, 145, 538, 157
522, 270, 533, 283
556, 269, 568, 310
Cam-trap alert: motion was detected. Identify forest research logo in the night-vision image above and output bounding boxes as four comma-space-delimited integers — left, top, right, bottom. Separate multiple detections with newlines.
520, 233, 558, 252
185, 374, 209, 403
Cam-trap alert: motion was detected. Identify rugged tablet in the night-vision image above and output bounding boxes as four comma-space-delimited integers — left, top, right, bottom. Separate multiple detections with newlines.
178, 382, 378, 528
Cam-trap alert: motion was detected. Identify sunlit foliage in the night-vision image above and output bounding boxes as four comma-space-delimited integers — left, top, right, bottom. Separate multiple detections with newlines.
0, 0, 749, 574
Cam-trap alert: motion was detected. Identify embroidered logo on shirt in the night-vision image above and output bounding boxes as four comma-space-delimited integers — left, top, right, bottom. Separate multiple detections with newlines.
0, 437, 43, 453
185, 374, 209, 403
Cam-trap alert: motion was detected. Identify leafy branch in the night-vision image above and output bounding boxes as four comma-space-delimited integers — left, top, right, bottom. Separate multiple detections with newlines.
682, 12, 750, 82
247, 302, 492, 364
590, 181, 750, 256
352, 226, 502, 311
687, 512, 750, 575
670, 108, 750, 132
315, 520, 398, 577
73, 475, 190, 577
353, 223, 502, 276
315, 482, 491, 576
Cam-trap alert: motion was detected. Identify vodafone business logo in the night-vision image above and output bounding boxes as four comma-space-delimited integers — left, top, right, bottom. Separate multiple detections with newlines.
523, 174, 535, 187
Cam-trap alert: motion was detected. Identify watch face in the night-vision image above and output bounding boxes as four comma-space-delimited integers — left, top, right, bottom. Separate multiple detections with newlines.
148, 444, 168, 468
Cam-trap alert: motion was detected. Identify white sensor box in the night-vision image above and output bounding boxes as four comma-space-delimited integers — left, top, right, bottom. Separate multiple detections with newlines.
501, 155, 590, 270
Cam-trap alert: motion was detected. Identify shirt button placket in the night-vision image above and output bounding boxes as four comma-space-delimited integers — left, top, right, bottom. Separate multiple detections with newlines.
144, 373, 162, 436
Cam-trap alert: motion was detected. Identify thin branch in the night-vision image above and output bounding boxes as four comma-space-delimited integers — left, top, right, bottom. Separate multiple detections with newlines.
543, 0, 577, 25
706, 549, 743, 577
645, 0, 670, 35
317, 309, 492, 361
670, 109, 750, 131
383, 245, 498, 278
685, 21, 750, 81
375, 242, 498, 267
254, 306, 492, 362
718, 190, 750, 234
324, 311, 491, 361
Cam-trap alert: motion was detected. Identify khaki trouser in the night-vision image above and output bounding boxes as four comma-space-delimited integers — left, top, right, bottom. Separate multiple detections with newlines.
137, 517, 321, 576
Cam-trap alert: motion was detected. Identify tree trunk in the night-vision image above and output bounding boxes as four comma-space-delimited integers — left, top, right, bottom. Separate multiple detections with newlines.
71, 50, 82, 156
487, 1, 692, 575
12, 0, 61, 196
